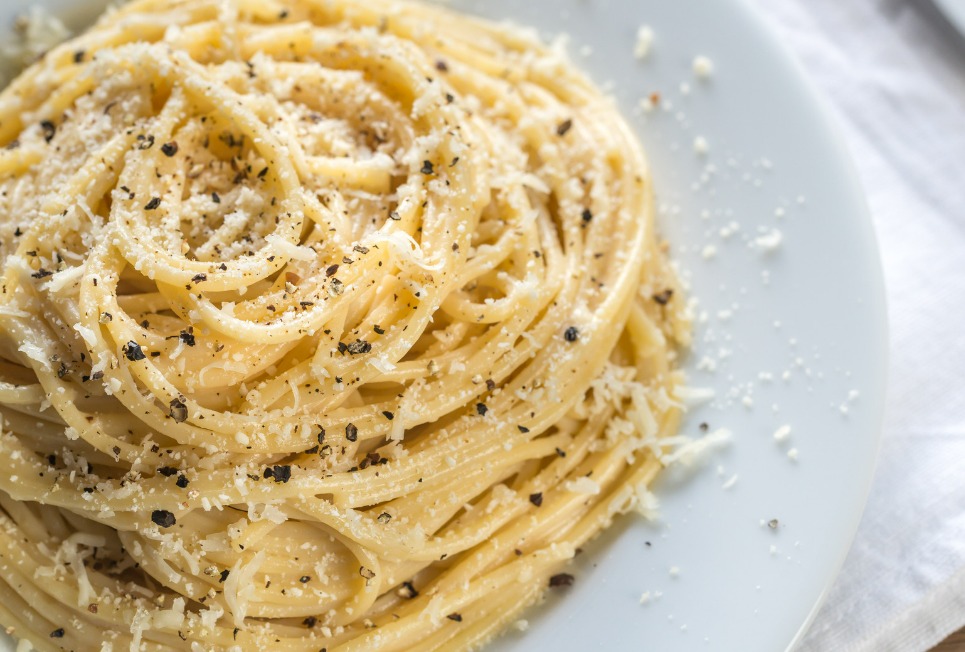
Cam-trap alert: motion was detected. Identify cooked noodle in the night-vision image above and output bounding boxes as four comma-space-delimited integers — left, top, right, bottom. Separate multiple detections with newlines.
0, 0, 689, 649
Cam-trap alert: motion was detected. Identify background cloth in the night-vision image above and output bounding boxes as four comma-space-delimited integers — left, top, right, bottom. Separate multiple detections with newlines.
743, 0, 965, 650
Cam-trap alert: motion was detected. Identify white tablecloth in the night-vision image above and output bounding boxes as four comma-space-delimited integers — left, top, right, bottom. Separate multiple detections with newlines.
743, 0, 965, 650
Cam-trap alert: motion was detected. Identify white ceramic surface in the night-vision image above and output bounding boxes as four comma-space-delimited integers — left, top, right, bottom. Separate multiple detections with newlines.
0, 1, 888, 650
933, 0, 965, 39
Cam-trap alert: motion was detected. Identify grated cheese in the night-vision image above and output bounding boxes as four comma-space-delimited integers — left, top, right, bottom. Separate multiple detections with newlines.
634, 25, 655, 60
661, 428, 732, 467
565, 476, 601, 496
224, 551, 266, 627
693, 55, 714, 79
773, 424, 792, 442
633, 484, 660, 520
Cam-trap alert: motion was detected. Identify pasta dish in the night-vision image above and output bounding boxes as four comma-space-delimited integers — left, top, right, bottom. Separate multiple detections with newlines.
0, 0, 689, 649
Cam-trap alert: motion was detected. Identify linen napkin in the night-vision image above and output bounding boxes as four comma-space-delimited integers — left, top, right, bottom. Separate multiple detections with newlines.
743, 0, 965, 650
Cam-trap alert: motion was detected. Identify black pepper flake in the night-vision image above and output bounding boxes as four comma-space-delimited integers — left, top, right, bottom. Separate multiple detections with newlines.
150, 351, 161, 357
446, 613, 463, 622
303, 616, 317, 628
476, 402, 488, 416
548, 573, 574, 588
435, 59, 449, 72
317, 426, 326, 444
329, 278, 344, 295
264, 464, 292, 483
299, 575, 311, 583
123, 340, 146, 361
581, 208, 593, 224
30, 268, 53, 279
486, 379, 496, 392
169, 397, 188, 422
137, 135, 155, 150
212, 192, 221, 204
699, 422, 709, 432
257, 166, 269, 179
398, 581, 418, 599
652, 289, 674, 305
233, 628, 239, 641
161, 141, 179, 156
176, 474, 189, 488
73, 50, 85, 63
219, 569, 230, 583
345, 423, 358, 442
157, 466, 178, 477
529, 492, 543, 507
40, 120, 56, 143
179, 329, 196, 346
325, 264, 339, 277
518, 425, 530, 433
346, 340, 371, 355
151, 510, 176, 528
377, 512, 392, 523
564, 326, 579, 342
556, 119, 573, 136
374, 325, 385, 335
192, 273, 207, 283
144, 197, 161, 211
420, 160, 434, 175
555, 447, 567, 458
50, 628, 65, 638
359, 566, 376, 579
388, 210, 401, 221
354, 244, 369, 254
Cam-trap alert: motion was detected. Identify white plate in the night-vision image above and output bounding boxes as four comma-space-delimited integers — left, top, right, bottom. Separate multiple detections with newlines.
0, 1, 887, 650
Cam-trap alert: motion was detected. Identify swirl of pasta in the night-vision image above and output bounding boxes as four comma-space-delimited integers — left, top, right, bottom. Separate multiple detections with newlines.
0, 0, 689, 649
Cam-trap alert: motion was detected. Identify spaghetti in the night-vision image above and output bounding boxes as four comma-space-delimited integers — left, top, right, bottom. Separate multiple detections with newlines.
0, 0, 689, 649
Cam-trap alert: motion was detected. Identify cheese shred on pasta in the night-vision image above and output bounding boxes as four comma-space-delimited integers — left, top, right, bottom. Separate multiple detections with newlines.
0, 0, 689, 649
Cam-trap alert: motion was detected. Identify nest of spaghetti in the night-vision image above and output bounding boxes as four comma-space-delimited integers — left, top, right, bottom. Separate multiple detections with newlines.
0, 0, 688, 649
